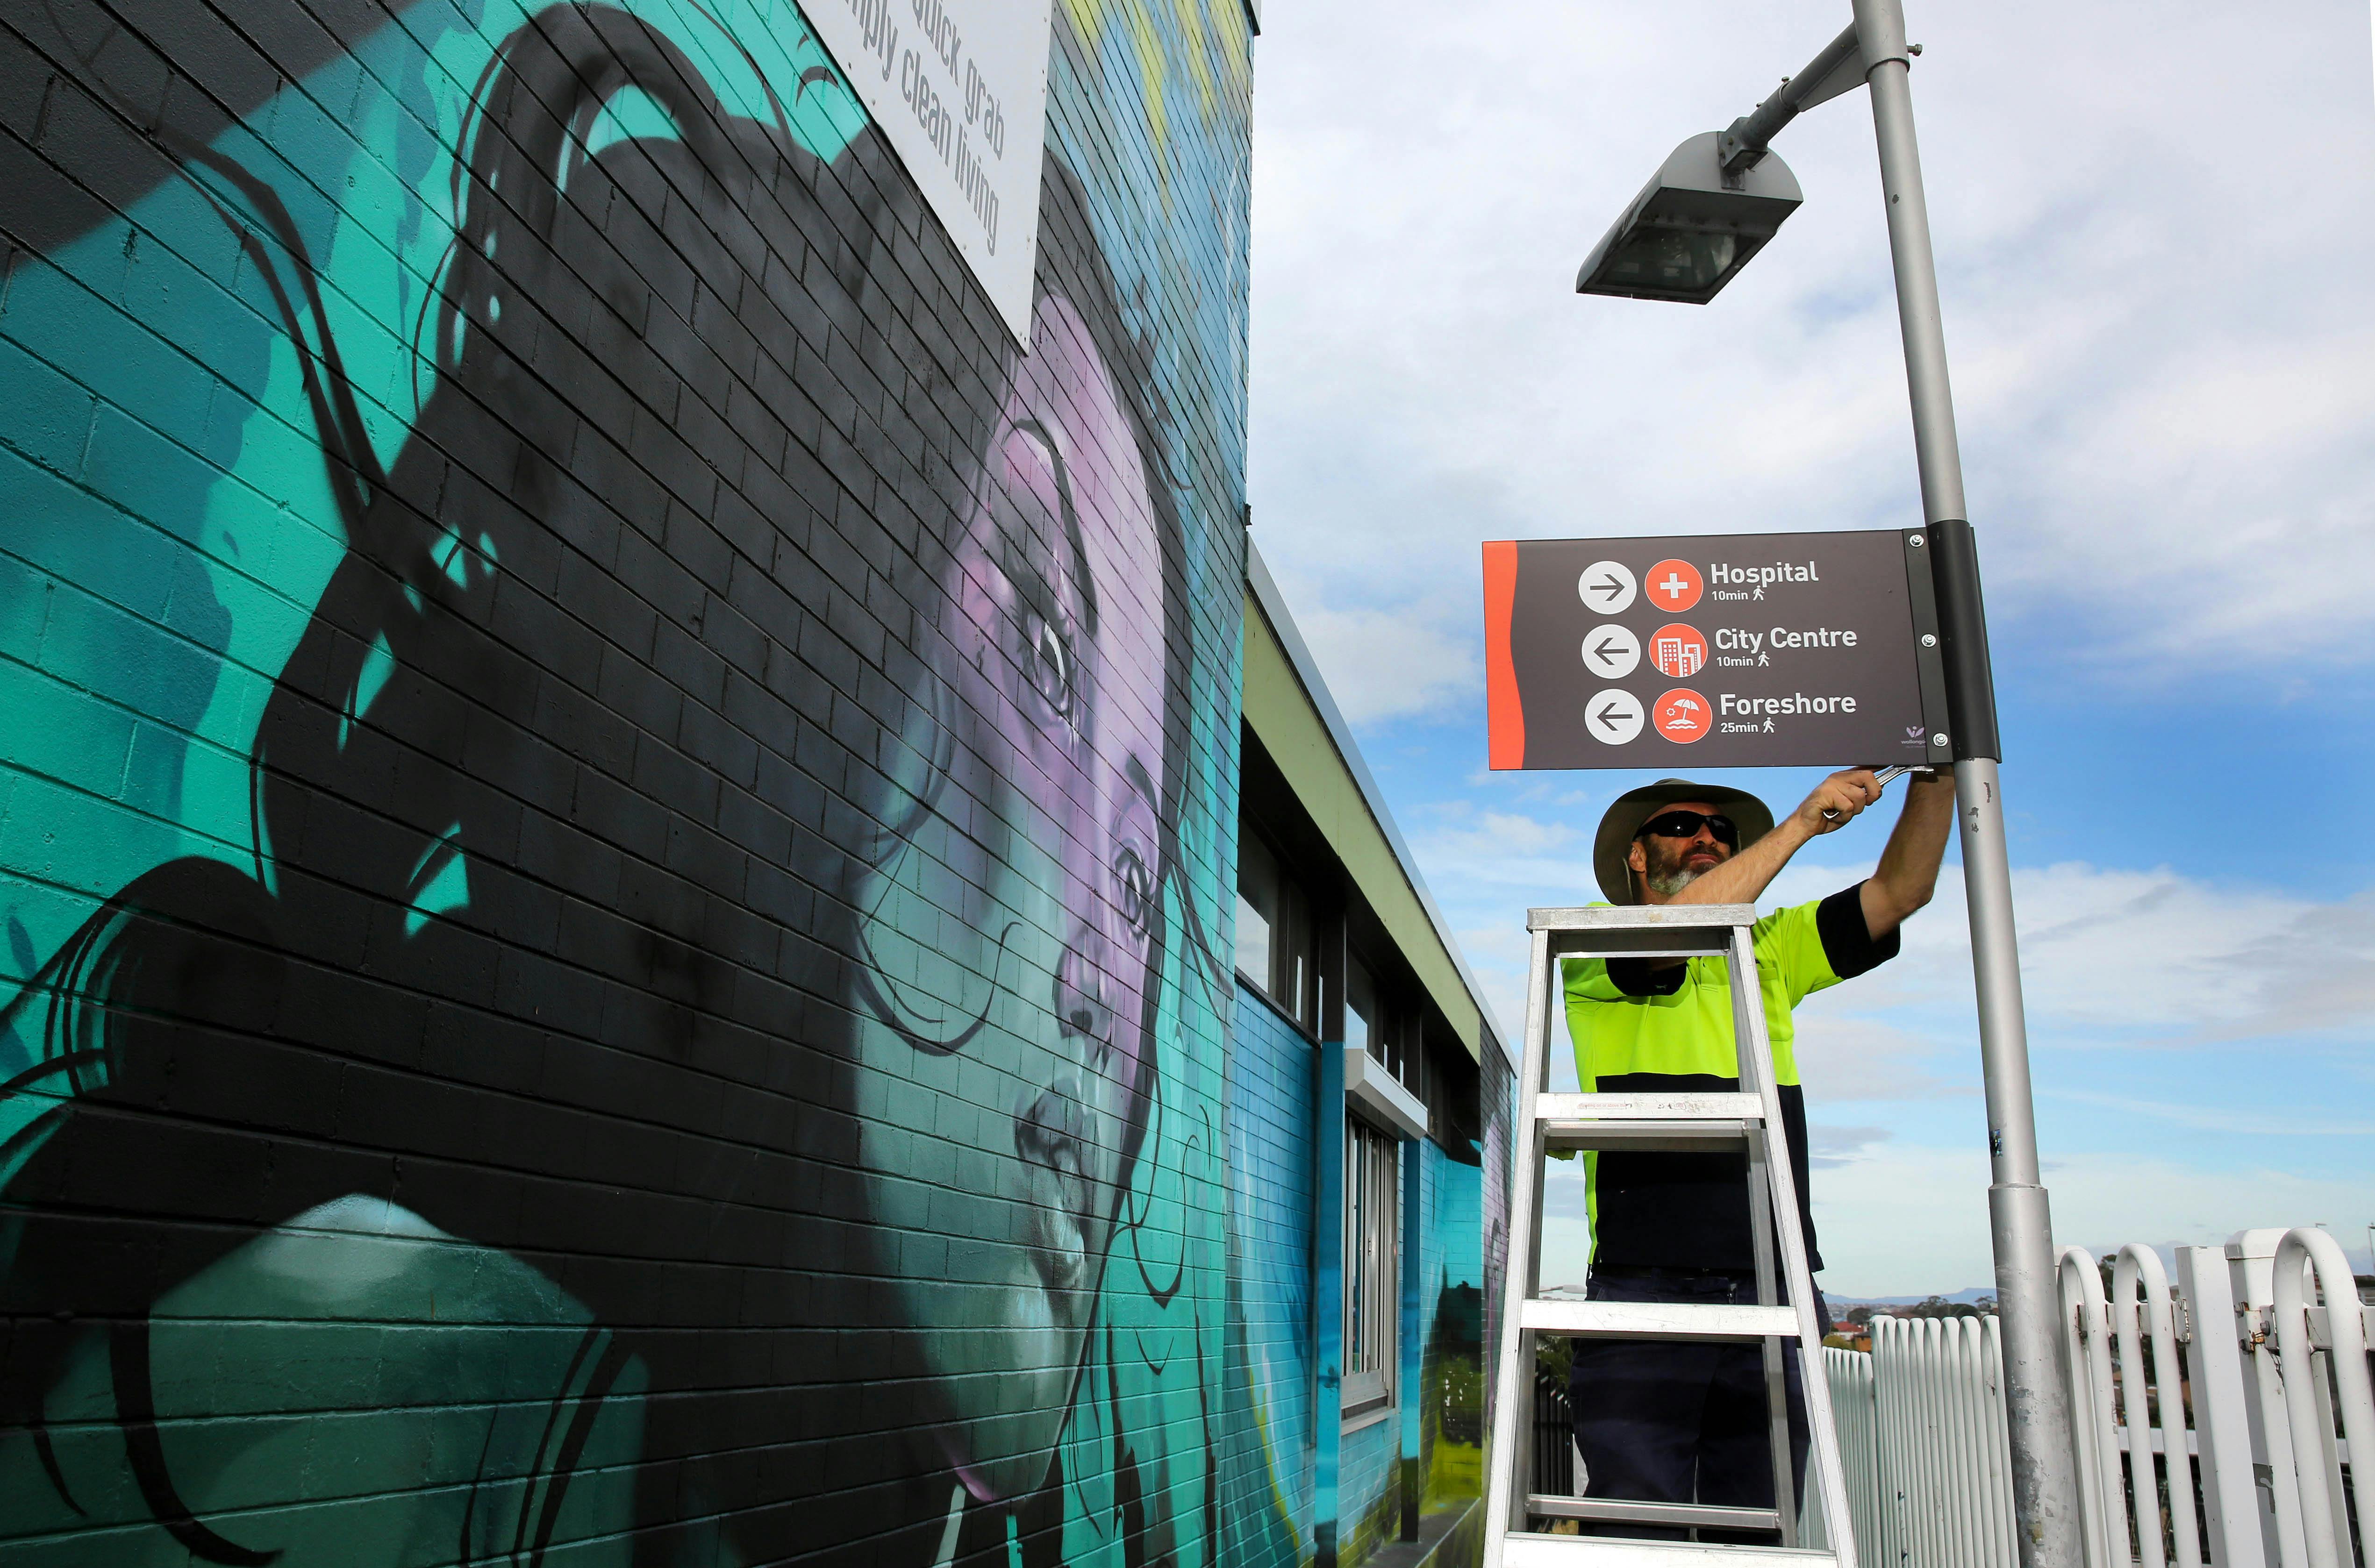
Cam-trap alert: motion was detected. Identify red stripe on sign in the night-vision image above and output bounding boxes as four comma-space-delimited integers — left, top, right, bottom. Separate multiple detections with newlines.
1482, 541, 1524, 769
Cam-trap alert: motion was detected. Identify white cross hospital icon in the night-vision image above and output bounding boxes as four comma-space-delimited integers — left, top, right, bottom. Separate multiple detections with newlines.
1644, 558, 1701, 612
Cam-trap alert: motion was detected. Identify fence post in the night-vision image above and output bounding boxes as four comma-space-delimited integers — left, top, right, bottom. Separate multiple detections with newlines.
2112, 1247, 2203, 1568
2270, 1227, 2375, 1568
2226, 1231, 2312, 1568
2060, 1247, 2127, 1568
2172, 1247, 2267, 1568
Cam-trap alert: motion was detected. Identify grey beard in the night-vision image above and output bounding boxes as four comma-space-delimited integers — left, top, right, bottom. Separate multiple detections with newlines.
1643, 864, 1701, 897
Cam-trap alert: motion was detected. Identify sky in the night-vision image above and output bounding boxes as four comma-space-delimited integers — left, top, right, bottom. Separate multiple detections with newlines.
1243, 0, 2375, 1298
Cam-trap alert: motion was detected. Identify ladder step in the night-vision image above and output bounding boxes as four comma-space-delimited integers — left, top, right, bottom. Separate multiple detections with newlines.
1523, 1299, 1800, 1341
1502, 1537, 1835, 1568
1543, 1119, 1754, 1153
1534, 1092, 1764, 1124
1528, 903, 1758, 934
1527, 1497, 1783, 1532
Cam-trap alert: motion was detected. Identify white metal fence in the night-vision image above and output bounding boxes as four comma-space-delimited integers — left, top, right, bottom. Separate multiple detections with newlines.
1825, 1317, 2017, 1568
1823, 1226, 2371, 1568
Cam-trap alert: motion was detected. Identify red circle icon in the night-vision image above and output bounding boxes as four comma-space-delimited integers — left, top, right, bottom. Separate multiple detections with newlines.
1654, 687, 1713, 743
1649, 623, 1707, 679
1645, 558, 1704, 613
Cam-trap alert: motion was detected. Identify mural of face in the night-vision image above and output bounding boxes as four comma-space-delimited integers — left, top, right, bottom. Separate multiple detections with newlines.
0, 6, 1352, 1563
848, 287, 1170, 1508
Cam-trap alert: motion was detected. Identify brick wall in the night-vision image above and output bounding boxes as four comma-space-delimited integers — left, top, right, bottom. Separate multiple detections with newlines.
0, 0, 1263, 1562
1227, 980, 1320, 1562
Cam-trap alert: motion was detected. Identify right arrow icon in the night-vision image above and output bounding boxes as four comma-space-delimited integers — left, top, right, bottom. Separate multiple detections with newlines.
1576, 560, 1637, 614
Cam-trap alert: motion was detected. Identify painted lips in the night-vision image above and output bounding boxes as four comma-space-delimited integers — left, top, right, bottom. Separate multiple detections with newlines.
1015, 1083, 1094, 1306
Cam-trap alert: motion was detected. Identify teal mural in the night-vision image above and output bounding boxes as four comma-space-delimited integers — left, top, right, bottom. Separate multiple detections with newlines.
0, 0, 1302, 1561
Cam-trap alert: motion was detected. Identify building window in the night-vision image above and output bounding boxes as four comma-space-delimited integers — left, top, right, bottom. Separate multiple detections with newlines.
1343, 1116, 1399, 1416
1346, 957, 1423, 1100
1237, 830, 1314, 1031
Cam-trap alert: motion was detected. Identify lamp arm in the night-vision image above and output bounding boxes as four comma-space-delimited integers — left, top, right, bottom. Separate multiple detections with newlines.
1717, 21, 1868, 173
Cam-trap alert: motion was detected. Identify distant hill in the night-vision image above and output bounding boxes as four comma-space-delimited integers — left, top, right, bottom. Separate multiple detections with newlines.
1829, 1286, 1996, 1310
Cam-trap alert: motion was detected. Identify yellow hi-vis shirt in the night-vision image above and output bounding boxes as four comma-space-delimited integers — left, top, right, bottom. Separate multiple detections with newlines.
1559, 887, 1894, 1274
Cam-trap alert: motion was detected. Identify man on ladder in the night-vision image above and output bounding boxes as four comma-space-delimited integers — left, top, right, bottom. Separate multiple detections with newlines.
1563, 769, 1955, 1539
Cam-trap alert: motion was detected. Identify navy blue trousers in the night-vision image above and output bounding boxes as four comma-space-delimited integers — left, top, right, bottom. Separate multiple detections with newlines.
1567, 1268, 1828, 1541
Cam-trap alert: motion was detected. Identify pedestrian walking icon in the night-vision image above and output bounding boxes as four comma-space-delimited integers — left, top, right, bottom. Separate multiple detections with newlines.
1653, 687, 1712, 743
1577, 561, 1637, 615
1645, 558, 1703, 613
1650, 623, 1706, 678
1581, 625, 1641, 679
1585, 688, 1645, 744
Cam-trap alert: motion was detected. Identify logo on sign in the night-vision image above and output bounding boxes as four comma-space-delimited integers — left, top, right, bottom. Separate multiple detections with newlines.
1650, 623, 1707, 678
1645, 558, 1703, 613
1654, 687, 1712, 743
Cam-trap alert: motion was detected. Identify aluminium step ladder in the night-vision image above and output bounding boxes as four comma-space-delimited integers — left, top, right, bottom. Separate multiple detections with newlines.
1481, 905, 1857, 1568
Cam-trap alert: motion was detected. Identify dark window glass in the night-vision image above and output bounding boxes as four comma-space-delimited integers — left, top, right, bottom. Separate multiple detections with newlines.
1237, 827, 1314, 1031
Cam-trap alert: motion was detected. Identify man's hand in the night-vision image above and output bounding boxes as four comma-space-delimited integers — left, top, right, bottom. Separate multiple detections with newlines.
1794, 769, 1885, 836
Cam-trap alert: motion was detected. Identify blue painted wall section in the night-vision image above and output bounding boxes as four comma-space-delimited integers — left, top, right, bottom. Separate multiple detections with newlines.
1230, 981, 1487, 1568
1309, 1019, 1347, 1568
1229, 982, 1319, 1556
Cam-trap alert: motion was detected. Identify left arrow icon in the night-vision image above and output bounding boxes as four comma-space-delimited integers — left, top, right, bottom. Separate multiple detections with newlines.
1587, 689, 1644, 744
1579, 625, 1640, 679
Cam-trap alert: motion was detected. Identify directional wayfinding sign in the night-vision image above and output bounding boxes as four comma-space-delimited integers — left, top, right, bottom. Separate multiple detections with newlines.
1481, 529, 1953, 770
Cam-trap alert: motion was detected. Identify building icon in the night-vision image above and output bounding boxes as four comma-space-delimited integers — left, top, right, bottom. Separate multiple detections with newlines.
1653, 631, 1705, 677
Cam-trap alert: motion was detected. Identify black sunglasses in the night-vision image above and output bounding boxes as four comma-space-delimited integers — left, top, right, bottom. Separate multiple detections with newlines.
1636, 810, 1738, 848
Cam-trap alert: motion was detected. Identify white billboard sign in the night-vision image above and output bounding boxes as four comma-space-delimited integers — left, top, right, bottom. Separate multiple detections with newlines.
810, 0, 1052, 345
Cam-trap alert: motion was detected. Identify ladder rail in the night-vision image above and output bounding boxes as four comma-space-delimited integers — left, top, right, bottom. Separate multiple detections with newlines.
1742, 1117, 1795, 1547
1723, 921, 1859, 1568
1483, 924, 1557, 1557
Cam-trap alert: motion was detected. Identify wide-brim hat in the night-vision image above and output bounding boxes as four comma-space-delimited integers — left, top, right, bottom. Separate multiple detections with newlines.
1594, 779, 1775, 905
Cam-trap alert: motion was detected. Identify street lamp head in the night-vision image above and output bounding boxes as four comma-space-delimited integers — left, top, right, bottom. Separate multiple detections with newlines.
1575, 132, 1803, 304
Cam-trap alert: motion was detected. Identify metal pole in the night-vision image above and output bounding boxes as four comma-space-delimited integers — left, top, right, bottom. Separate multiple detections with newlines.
1847, 4, 2082, 1567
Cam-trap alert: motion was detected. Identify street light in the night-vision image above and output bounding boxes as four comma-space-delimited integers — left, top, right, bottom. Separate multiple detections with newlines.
1574, 133, 1802, 303
1574, 7, 2083, 1568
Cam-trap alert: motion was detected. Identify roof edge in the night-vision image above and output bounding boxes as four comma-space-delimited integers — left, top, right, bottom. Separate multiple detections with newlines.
1243, 539, 1515, 1069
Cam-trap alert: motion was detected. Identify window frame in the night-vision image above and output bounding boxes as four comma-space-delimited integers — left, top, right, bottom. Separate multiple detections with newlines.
1341, 1114, 1400, 1419
1235, 826, 1315, 1033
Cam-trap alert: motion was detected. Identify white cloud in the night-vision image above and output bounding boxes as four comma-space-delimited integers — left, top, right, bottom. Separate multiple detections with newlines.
1808, 1123, 1892, 1169
1249, 0, 2375, 691
2043, 1089, 2375, 1139
1811, 1145, 2375, 1299
1794, 1014, 1966, 1105
1863, 861, 2375, 1048
1417, 813, 2375, 1067
1281, 597, 1479, 724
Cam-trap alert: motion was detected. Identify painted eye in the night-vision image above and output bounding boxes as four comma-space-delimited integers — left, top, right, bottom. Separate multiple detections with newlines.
1027, 615, 1077, 727
1114, 847, 1155, 941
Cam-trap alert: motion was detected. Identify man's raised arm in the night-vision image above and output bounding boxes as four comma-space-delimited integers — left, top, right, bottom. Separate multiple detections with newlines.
1663, 768, 1896, 909
1859, 770, 1956, 938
